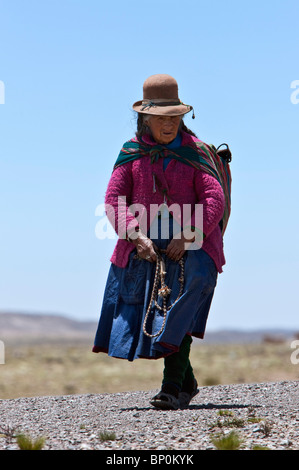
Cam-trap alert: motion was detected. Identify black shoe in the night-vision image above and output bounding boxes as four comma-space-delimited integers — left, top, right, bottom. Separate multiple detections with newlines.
178, 379, 199, 408
150, 383, 180, 410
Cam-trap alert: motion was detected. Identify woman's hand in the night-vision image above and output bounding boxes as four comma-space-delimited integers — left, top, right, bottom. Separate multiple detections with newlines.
166, 233, 195, 261
130, 232, 158, 262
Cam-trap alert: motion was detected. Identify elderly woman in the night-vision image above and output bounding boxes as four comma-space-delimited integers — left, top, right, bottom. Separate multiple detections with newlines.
93, 74, 231, 410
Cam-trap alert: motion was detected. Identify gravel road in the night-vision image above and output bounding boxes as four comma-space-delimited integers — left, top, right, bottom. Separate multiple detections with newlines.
0, 380, 298, 451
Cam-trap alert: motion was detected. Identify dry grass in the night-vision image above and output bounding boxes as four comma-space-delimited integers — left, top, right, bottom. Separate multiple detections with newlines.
0, 340, 298, 399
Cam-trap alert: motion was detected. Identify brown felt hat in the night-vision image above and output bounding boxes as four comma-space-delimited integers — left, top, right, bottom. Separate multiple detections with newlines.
132, 74, 194, 117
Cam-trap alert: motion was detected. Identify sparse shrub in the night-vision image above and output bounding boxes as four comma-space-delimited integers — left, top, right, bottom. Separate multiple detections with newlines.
210, 410, 245, 429
203, 376, 220, 386
218, 410, 234, 417
0, 423, 19, 444
259, 420, 272, 437
16, 433, 46, 450
211, 430, 243, 450
262, 335, 285, 344
247, 417, 262, 424
99, 430, 116, 442
64, 384, 77, 395
229, 416, 246, 428
252, 445, 271, 450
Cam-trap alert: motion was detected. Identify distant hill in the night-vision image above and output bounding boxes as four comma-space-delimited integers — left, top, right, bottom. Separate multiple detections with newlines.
0, 311, 297, 344
0, 311, 96, 343
203, 328, 298, 344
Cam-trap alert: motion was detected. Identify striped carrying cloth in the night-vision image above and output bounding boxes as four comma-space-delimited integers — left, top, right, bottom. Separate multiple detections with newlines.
114, 137, 232, 235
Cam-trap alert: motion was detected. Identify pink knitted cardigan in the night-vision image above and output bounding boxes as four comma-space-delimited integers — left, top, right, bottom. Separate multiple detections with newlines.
104, 132, 226, 273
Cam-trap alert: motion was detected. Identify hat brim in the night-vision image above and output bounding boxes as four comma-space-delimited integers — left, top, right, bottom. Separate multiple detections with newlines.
132, 100, 192, 117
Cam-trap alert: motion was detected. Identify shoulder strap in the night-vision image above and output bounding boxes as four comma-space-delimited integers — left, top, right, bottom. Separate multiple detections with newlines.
216, 143, 232, 163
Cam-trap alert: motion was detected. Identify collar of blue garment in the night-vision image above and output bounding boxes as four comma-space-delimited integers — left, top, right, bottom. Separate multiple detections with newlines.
164, 133, 182, 149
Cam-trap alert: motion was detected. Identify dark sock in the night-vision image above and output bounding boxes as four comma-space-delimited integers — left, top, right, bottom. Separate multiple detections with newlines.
162, 335, 193, 389
181, 362, 196, 393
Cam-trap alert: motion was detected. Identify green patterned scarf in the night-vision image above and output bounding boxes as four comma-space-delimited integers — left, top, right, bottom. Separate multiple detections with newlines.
114, 137, 232, 235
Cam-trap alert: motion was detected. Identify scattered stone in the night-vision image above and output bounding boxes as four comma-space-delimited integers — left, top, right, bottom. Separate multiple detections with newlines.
0, 381, 298, 450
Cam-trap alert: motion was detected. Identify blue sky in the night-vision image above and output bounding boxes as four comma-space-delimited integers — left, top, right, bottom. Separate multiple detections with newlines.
0, 0, 298, 331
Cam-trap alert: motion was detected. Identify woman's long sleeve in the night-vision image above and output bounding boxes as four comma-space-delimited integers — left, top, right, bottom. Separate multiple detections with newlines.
185, 171, 225, 239
104, 163, 139, 239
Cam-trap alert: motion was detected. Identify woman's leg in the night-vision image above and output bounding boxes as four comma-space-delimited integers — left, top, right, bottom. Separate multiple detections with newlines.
181, 360, 196, 392
150, 334, 197, 409
162, 334, 195, 390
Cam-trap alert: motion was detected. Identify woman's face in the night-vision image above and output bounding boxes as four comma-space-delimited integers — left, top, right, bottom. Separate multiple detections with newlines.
146, 115, 181, 144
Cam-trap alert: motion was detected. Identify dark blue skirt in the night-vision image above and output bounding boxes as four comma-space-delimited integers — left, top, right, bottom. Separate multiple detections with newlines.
93, 222, 218, 361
